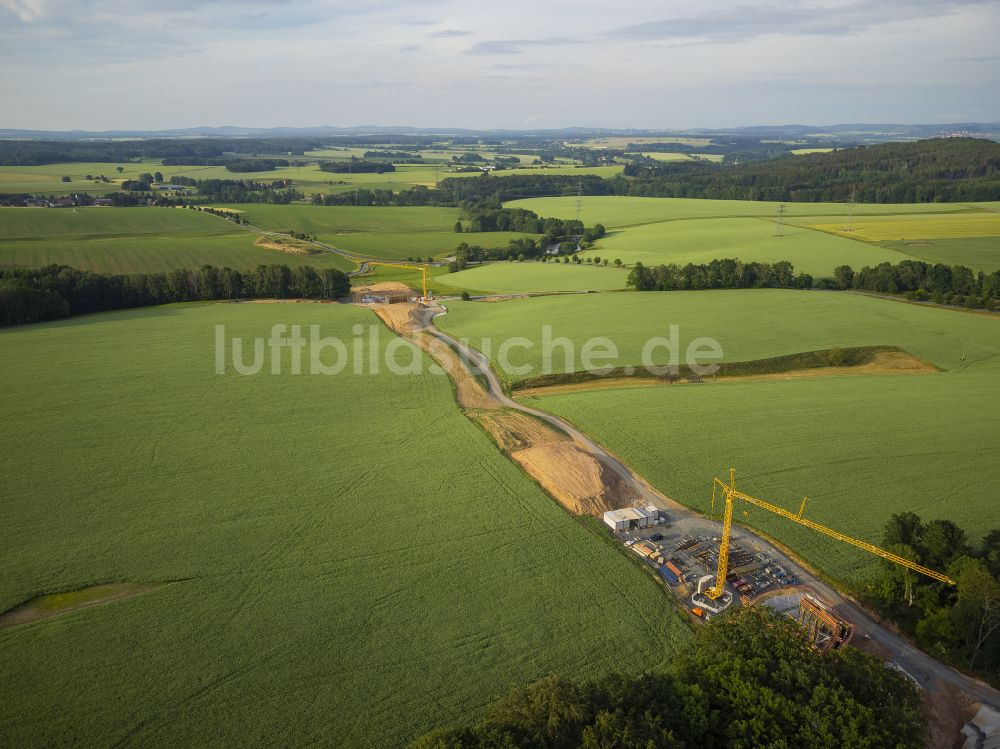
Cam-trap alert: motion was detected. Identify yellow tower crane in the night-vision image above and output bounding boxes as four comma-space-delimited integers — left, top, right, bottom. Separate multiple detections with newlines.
703, 468, 955, 601
364, 262, 430, 302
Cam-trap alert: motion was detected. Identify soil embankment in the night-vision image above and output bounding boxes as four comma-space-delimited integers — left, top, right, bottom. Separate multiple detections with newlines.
371, 302, 633, 515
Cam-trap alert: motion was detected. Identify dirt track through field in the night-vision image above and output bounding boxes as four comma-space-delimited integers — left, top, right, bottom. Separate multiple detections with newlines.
369, 299, 1000, 741
370, 302, 632, 515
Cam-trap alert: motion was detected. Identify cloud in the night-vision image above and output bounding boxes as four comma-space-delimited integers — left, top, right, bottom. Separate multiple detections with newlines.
465, 37, 579, 55
608, 0, 996, 43
0, 0, 47, 21
427, 28, 471, 38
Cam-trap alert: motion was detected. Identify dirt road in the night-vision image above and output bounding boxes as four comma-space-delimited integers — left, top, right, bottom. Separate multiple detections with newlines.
420, 302, 1000, 713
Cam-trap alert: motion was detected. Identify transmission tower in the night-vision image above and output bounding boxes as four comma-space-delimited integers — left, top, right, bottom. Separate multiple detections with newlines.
774, 203, 785, 237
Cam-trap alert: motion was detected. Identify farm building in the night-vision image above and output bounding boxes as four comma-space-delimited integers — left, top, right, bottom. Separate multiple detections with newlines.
603, 505, 663, 532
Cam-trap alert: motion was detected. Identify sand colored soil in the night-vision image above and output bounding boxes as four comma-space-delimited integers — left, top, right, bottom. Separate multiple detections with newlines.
353, 281, 413, 295
254, 235, 320, 256
372, 303, 495, 409
0, 582, 165, 630
372, 303, 628, 515
511, 441, 639, 516
515, 351, 937, 398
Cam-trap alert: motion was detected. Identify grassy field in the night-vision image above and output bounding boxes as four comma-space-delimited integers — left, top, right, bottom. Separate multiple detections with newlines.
882, 237, 1000, 271
219, 204, 537, 261
439, 290, 1000, 586
0, 302, 688, 747
506, 196, 972, 229
436, 289, 1000, 382
593, 217, 905, 278
807, 213, 1000, 241
504, 197, 998, 278
0, 206, 356, 273
442, 262, 630, 294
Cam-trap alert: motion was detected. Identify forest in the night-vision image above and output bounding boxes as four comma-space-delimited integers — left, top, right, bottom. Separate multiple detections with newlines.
0, 264, 351, 326
411, 607, 924, 749
874, 512, 1000, 676
617, 138, 1000, 202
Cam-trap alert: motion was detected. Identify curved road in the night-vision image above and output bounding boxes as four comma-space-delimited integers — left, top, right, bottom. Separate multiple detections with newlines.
421, 303, 1000, 709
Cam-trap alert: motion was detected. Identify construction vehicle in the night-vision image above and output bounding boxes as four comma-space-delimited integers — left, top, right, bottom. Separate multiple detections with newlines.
694, 469, 955, 609
363, 262, 431, 302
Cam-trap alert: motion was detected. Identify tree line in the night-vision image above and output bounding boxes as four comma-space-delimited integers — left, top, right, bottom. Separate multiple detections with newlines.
411, 606, 924, 749
627, 258, 814, 291
318, 159, 396, 174
0, 138, 320, 166
0, 264, 351, 327
830, 260, 1000, 309
875, 512, 1000, 675
616, 138, 1000, 202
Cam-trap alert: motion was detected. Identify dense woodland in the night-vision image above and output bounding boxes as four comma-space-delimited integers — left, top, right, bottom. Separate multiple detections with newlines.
874, 512, 1000, 676
618, 139, 1000, 202
0, 264, 351, 326
411, 606, 924, 749
627, 259, 814, 291
318, 159, 396, 174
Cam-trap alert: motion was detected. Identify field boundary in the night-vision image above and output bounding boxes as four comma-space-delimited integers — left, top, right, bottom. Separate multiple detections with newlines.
509, 345, 930, 392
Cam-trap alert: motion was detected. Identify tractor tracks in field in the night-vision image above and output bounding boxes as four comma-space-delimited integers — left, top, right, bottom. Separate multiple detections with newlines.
391, 300, 1000, 720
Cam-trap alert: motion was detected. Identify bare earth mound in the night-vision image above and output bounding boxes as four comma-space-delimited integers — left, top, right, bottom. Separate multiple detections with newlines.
0, 582, 166, 630
372, 303, 630, 515
512, 442, 639, 516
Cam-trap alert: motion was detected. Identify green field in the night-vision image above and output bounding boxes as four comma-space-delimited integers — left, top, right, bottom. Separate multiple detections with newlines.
437, 289, 999, 382
219, 204, 537, 261
505, 196, 974, 229
0, 206, 355, 274
503, 197, 998, 278
594, 217, 906, 278
882, 237, 1000, 271
442, 262, 630, 294
439, 290, 1000, 586
0, 303, 687, 746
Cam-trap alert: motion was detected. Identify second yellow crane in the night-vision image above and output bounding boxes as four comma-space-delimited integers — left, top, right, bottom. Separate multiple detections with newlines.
703, 468, 955, 601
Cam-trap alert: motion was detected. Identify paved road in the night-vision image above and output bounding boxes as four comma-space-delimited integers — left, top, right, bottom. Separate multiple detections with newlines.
422, 303, 1000, 708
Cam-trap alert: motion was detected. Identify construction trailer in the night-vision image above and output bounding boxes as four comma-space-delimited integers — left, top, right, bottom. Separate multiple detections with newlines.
603, 505, 663, 532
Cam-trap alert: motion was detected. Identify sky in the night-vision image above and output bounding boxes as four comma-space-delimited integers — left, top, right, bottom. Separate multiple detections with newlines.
1, 0, 998, 131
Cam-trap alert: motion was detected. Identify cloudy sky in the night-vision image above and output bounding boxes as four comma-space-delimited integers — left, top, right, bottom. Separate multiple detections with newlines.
1, 0, 998, 131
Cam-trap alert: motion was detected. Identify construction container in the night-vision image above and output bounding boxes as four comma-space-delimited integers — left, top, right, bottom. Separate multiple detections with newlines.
664, 561, 685, 581
658, 566, 680, 585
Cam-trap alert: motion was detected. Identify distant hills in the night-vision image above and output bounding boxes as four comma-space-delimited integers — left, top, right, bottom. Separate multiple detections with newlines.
1, 122, 999, 143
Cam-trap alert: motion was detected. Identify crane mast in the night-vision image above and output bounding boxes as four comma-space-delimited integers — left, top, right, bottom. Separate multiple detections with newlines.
703, 468, 955, 601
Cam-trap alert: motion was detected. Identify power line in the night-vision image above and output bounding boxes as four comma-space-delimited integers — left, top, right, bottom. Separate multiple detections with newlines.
774, 203, 785, 237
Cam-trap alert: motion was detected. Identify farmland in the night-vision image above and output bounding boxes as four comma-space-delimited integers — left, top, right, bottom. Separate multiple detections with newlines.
218, 204, 538, 261
504, 196, 1000, 278
593, 216, 903, 278
0, 206, 355, 274
442, 262, 630, 294
0, 302, 687, 747
439, 290, 1000, 586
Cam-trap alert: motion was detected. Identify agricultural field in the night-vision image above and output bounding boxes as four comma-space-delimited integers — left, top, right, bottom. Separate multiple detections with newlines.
442, 262, 630, 294
0, 302, 687, 747
439, 290, 1000, 586
506, 196, 971, 229
218, 204, 537, 261
881, 237, 1000, 271
436, 289, 999, 383
506, 196, 999, 278
0, 206, 355, 274
594, 217, 904, 278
